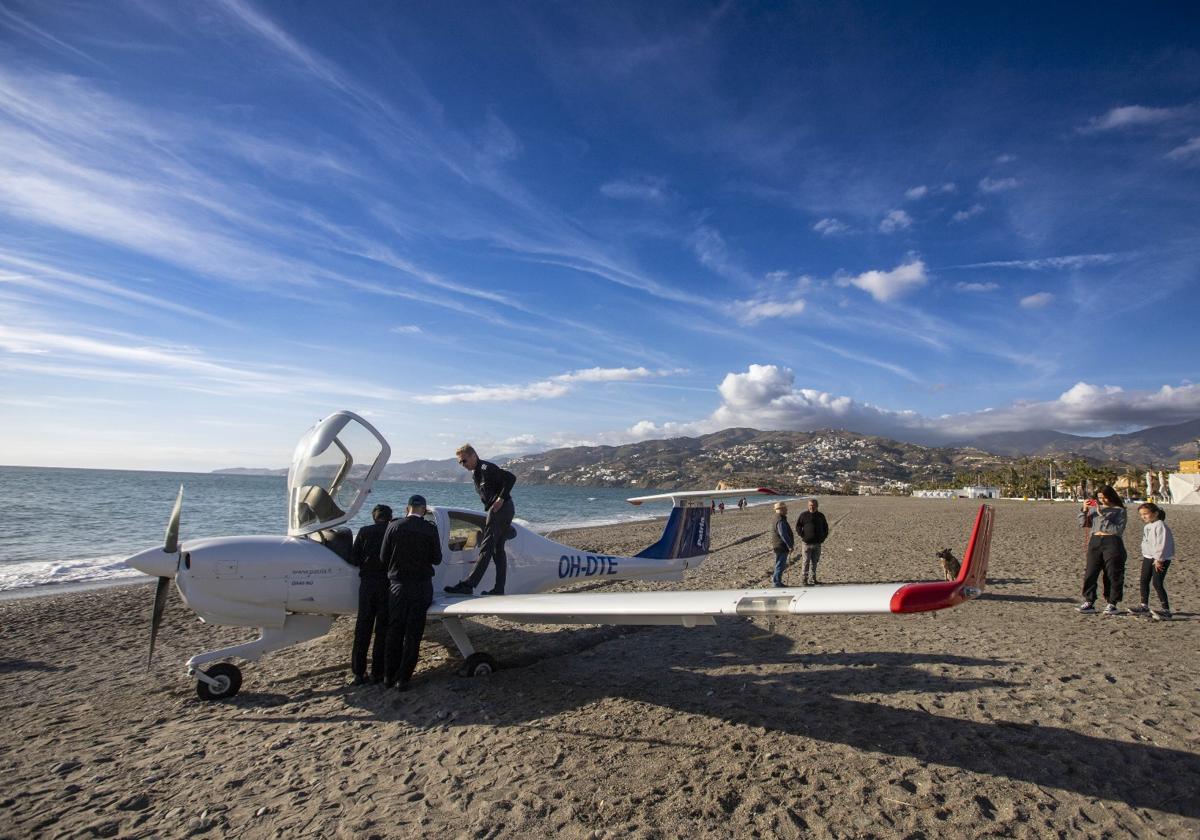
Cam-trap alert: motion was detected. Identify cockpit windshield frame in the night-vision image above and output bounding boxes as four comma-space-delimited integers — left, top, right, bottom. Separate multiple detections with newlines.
286, 411, 391, 537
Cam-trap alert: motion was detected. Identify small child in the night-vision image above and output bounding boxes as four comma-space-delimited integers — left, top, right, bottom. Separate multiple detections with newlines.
1130, 503, 1176, 620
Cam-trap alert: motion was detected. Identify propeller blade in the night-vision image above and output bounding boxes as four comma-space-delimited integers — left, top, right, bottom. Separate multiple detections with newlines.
163, 485, 183, 554
148, 575, 170, 670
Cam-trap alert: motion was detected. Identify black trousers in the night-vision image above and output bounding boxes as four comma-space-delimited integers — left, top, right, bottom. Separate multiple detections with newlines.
466, 498, 514, 592
1081, 535, 1127, 605
385, 579, 433, 685
1139, 557, 1171, 610
351, 577, 389, 678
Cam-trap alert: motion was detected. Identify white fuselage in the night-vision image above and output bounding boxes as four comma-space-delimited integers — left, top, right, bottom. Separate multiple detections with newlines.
169, 507, 690, 629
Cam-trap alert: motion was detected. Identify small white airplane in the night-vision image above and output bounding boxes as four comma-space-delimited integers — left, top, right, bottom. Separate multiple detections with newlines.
127, 411, 994, 700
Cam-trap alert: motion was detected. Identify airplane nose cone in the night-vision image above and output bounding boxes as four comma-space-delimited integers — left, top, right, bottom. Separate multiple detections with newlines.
127, 546, 179, 578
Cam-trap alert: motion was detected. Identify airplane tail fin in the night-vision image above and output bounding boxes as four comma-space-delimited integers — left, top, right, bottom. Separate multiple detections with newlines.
889, 504, 994, 613
630, 487, 780, 561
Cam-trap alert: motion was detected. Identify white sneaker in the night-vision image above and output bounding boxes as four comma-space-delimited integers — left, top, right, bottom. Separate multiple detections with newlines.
1102, 603, 1119, 616
1077, 602, 1096, 614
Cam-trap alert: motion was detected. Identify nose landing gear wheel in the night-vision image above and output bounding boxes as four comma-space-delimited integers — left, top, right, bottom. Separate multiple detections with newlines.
196, 662, 243, 700
460, 652, 498, 677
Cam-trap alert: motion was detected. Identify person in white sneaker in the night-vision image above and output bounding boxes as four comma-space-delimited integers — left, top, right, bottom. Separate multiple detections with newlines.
1137, 502, 1175, 620
1077, 485, 1127, 615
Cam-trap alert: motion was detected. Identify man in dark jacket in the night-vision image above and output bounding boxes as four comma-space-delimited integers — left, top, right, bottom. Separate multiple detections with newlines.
795, 499, 830, 585
381, 495, 442, 690
348, 504, 393, 684
770, 501, 795, 587
444, 443, 516, 596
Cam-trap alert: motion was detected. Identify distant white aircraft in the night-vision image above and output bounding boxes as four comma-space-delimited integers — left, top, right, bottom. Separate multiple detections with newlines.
127, 411, 994, 700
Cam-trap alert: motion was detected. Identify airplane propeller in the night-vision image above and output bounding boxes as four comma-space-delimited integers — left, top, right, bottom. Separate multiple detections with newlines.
147, 485, 183, 670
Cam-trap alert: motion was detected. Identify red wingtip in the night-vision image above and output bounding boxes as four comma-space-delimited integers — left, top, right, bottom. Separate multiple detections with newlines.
890, 504, 994, 614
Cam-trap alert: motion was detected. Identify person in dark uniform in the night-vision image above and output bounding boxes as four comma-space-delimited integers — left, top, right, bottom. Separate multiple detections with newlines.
348, 503, 392, 685
381, 494, 442, 690
444, 443, 516, 596
795, 498, 829, 585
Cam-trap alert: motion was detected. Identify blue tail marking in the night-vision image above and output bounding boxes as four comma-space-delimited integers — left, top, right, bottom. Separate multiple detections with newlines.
636, 505, 711, 560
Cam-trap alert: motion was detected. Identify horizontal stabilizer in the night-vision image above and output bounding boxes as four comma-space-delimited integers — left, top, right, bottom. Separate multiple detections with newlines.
626, 487, 781, 506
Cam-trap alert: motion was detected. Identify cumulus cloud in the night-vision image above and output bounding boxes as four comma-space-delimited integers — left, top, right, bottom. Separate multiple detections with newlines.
837, 257, 928, 302
951, 204, 985, 223
979, 176, 1020, 193
414, 366, 662, 404
623, 365, 1200, 444
879, 209, 912, 233
955, 281, 998, 292
813, 217, 850, 236
1020, 291, 1053, 309
1084, 104, 1187, 132
600, 176, 668, 202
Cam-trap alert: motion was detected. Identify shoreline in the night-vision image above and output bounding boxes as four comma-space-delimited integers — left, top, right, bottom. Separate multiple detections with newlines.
2, 497, 1197, 838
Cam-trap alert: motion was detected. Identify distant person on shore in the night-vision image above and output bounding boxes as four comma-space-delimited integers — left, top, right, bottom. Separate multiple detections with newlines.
739, 498, 747, 511
1130, 503, 1176, 620
347, 504, 392, 685
445, 444, 516, 596
770, 501, 795, 587
381, 494, 441, 690
718, 501, 725, 514
1077, 485, 1127, 615
796, 499, 830, 585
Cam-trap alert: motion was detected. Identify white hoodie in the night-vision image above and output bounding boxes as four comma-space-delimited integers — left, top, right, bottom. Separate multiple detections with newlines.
1141, 519, 1175, 561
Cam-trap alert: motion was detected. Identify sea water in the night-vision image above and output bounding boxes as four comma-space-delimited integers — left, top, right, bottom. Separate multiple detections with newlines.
0, 466, 667, 593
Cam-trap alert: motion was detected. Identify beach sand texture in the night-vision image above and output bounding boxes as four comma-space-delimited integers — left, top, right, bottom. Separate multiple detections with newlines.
1, 497, 1198, 839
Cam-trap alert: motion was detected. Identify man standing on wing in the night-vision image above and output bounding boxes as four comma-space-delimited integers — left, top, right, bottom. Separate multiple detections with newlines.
445, 443, 516, 596
381, 494, 441, 691
796, 498, 830, 585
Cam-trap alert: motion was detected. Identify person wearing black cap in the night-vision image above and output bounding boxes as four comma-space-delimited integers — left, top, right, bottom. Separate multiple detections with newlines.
380, 494, 442, 690
347, 503, 393, 685
444, 443, 516, 596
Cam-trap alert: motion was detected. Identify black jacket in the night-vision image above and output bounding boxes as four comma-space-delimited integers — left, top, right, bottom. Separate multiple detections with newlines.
796, 510, 829, 545
350, 521, 390, 579
771, 514, 795, 553
473, 460, 516, 510
381, 515, 443, 582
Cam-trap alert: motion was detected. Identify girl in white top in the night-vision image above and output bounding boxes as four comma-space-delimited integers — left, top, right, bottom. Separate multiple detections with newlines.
1132, 502, 1176, 619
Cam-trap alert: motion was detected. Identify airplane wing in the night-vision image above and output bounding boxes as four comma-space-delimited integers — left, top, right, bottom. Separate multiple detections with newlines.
431, 504, 994, 627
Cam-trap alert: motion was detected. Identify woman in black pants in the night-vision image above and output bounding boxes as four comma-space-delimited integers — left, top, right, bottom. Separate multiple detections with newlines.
1076, 485, 1127, 615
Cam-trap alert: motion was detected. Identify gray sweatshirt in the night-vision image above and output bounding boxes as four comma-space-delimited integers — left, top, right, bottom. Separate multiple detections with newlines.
1078, 505, 1126, 536
1141, 520, 1175, 561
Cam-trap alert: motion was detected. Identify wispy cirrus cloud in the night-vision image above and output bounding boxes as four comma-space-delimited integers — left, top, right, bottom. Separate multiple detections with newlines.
951, 203, 984, 223
1020, 291, 1053, 309
1166, 136, 1200, 162
955, 253, 1127, 271
1082, 104, 1191, 132
600, 175, 668, 203
813, 217, 850, 236
414, 366, 668, 404
955, 281, 998, 292
979, 176, 1019, 193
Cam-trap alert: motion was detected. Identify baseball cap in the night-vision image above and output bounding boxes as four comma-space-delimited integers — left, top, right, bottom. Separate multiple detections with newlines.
407, 494, 427, 508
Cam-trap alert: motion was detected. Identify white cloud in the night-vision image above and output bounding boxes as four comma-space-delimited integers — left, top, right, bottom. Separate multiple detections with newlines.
951, 204, 985, 223
995, 154, 1016, 164
414, 366, 664, 404
600, 176, 667, 202
955, 281, 998, 292
904, 185, 928, 200
879, 209, 912, 233
979, 176, 1019, 193
1084, 104, 1187, 132
391, 325, 422, 334
813, 217, 850, 236
735, 297, 806, 324
958, 253, 1124, 271
622, 365, 1200, 444
1166, 136, 1200, 162
1020, 292, 1053, 309
837, 258, 928, 303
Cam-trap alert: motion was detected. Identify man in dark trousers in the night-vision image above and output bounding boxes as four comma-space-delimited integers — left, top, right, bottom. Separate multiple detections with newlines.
795, 498, 830, 585
444, 443, 516, 596
348, 503, 393, 685
381, 494, 442, 690
770, 501, 795, 587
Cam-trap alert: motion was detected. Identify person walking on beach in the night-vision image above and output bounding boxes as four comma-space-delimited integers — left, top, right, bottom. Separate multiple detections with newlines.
348, 503, 392, 685
381, 494, 442, 690
770, 501, 795, 587
1077, 485, 1128, 615
1129, 503, 1176, 620
796, 499, 830, 585
445, 444, 516, 596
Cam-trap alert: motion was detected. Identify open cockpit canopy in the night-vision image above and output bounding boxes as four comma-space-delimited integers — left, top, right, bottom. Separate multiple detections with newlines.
286, 412, 391, 536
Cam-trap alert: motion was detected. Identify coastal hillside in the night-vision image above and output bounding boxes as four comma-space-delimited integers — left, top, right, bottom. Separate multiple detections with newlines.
962, 417, 1200, 465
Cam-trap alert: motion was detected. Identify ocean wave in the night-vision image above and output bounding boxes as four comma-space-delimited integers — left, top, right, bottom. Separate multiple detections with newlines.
0, 555, 142, 591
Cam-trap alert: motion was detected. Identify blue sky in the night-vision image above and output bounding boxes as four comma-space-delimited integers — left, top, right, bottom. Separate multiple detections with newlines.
1, 1, 1198, 471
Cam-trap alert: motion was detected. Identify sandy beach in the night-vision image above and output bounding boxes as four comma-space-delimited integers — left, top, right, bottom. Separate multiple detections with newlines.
1, 496, 1198, 839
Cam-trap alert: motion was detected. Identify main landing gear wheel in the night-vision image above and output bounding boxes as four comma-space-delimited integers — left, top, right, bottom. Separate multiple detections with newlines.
196, 662, 243, 701
461, 652, 498, 677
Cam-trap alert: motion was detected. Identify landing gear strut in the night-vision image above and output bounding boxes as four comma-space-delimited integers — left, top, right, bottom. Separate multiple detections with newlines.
443, 617, 499, 677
